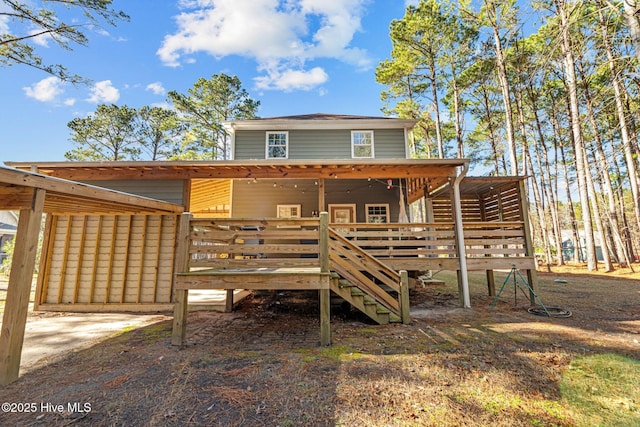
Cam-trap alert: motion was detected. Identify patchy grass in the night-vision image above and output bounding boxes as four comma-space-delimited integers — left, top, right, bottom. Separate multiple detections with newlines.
0, 266, 639, 426
560, 354, 640, 426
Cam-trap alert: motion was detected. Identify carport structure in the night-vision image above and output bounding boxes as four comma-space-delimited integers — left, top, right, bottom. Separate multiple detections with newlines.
0, 166, 183, 385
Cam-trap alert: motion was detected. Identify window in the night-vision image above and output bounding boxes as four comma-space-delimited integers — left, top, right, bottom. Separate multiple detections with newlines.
351, 131, 374, 158
277, 204, 301, 219
366, 204, 389, 224
277, 204, 301, 228
266, 131, 288, 159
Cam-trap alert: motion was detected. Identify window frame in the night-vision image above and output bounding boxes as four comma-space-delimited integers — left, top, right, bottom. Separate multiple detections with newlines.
365, 204, 390, 224
265, 131, 289, 159
351, 130, 374, 159
276, 204, 301, 228
276, 204, 301, 219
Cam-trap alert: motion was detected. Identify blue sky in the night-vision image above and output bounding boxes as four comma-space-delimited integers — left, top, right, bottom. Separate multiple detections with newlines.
1, 0, 419, 162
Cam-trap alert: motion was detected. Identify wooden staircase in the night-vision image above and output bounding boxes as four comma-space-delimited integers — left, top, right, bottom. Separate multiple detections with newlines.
329, 273, 401, 324
328, 228, 410, 325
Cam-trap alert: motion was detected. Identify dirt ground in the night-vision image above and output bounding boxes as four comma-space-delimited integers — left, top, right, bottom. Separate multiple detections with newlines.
1, 267, 638, 426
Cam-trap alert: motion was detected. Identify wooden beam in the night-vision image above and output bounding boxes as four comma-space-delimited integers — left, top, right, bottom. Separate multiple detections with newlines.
0, 188, 45, 385
171, 213, 192, 346
0, 185, 35, 209
399, 270, 410, 325
0, 166, 183, 214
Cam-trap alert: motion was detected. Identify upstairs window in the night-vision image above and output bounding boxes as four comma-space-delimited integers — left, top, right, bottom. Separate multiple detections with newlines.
266, 131, 288, 159
351, 131, 374, 158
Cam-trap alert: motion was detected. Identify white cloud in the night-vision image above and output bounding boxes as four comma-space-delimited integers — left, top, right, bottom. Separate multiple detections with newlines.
157, 0, 372, 91
23, 76, 65, 102
28, 30, 52, 47
146, 82, 166, 95
64, 98, 76, 106
86, 80, 120, 103
255, 66, 328, 91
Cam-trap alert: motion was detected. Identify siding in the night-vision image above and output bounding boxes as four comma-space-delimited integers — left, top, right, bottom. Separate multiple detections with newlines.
231, 178, 404, 222
39, 214, 177, 308
234, 129, 407, 160
82, 180, 185, 205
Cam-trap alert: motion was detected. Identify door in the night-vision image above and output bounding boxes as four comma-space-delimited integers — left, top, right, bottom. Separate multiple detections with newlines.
328, 204, 356, 234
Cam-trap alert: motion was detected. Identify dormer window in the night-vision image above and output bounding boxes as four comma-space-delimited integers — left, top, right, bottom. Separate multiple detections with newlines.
351, 130, 374, 158
266, 131, 288, 159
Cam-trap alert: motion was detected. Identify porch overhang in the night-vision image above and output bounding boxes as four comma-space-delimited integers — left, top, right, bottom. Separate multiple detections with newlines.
6, 159, 468, 193
0, 165, 184, 215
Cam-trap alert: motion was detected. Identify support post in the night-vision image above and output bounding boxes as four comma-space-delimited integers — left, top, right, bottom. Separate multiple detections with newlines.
451, 164, 470, 308
171, 212, 192, 346
518, 180, 538, 305
225, 289, 234, 312
0, 188, 45, 385
318, 179, 326, 212
319, 212, 331, 345
399, 270, 411, 324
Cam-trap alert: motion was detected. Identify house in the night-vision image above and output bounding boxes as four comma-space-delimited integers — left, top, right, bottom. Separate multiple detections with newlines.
5, 114, 537, 345
0, 211, 18, 264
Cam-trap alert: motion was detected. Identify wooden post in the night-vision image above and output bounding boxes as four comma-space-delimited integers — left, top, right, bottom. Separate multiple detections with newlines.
399, 270, 411, 324
34, 214, 54, 311
225, 289, 234, 312
171, 213, 192, 346
479, 192, 496, 296
319, 212, 330, 346
0, 188, 45, 385
318, 179, 325, 213
518, 180, 538, 305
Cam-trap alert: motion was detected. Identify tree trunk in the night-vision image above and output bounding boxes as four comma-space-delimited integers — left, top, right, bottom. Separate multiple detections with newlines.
555, 0, 598, 270
429, 60, 445, 159
485, 0, 518, 175
597, 2, 640, 239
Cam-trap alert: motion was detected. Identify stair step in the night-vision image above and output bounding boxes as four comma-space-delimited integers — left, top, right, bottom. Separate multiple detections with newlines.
338, 279, 353, 288
350, 287, 364, 297
376, 306, 390, 315
389, 313, 402, 323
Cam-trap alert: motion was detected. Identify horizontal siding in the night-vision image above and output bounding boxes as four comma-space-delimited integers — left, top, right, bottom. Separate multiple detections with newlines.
82, 180, 185, 205
234, 129, 407, 160
231, 178, 405, 222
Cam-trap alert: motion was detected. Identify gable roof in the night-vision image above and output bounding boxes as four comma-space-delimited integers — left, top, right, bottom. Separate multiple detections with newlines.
224, 113, 417, 131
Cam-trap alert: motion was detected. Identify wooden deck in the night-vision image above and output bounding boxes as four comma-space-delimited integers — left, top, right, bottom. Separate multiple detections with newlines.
171, 214, 334, 347
170, 213, 535, 349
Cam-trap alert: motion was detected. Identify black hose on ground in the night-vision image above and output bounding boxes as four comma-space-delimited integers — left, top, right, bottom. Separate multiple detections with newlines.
528, 306, 572, 318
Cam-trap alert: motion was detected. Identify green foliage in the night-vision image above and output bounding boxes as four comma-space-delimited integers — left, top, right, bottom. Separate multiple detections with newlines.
0, 0, 129, 83
168, 73, 260, 160
136, 106, 184, 160
65, 104, 186, 161
66, 104, 140, 161
0, 238, 15, 277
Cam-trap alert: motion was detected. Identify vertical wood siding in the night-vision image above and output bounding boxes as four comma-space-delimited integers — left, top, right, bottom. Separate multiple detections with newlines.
234, 129, 407, 160
39, 214, 177, 308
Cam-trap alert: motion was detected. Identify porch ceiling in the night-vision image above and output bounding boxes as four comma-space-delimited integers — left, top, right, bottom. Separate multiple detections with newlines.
0, 166, 184, 214
6, 160, 467, 187
430, 176, 528, 199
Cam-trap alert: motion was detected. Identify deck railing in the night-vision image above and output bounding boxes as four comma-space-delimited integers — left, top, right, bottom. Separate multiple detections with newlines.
188, 217, 322, 270
328, 220, 533, 271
